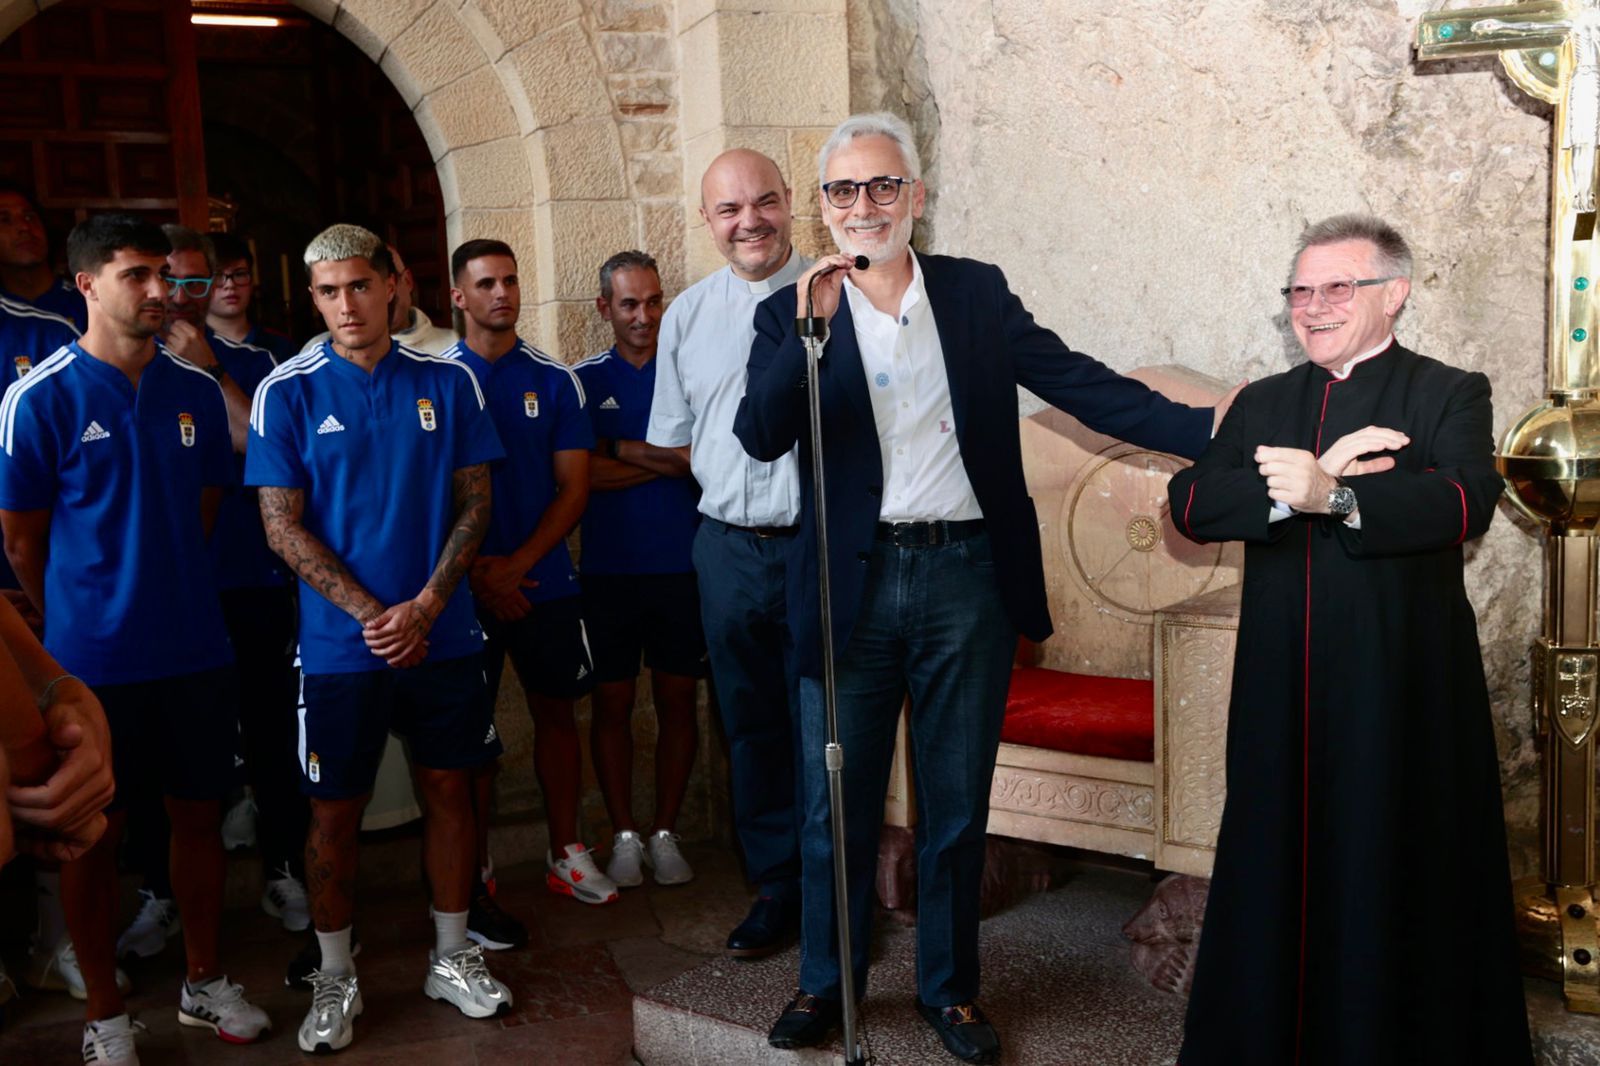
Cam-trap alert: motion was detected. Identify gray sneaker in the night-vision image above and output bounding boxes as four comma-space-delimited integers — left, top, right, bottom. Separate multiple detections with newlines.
423, 944, 512, 1019
646, 830, 695, 886
28, 935, 131, 1000
606, 830, 646, 888
82, 1014, 146, 1065
297, 970, 362, 1054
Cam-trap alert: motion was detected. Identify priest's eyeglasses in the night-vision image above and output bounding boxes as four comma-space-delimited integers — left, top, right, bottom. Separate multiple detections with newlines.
167, 276, 214, 297
1280, 277, 1396, 308
822, 176, 914, 210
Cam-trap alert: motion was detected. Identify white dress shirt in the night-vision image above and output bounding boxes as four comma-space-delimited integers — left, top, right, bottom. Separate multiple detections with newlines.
843, 252, 981, 523
647, 252, 811, 527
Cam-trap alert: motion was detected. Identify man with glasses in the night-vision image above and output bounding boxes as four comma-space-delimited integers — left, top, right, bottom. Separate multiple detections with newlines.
207, 233, 297, 363
735, 112, 1236, 1063
0, 214, 272, 1064
647, 148, 812, 959
1168, 215, 1532, 1064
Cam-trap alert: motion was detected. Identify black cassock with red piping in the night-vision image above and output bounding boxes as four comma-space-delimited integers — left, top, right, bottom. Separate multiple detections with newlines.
1167, 341, 1532, 1066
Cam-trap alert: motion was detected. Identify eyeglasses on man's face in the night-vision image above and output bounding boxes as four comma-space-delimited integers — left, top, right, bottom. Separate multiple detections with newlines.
1281, 277, 1395, 308
821, 176, 914, 210
215, 268, 251, 289
167, 276, 214, 298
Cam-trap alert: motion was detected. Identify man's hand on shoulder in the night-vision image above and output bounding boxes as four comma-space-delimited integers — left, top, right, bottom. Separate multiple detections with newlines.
1211, 380, 1248, 436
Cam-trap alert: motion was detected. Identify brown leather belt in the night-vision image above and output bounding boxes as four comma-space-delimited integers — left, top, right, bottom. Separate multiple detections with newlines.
707, 518, 800, 539
874, 519, 985, 547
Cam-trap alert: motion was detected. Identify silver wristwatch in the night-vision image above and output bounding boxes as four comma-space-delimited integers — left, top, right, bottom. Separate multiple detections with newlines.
1327, 481, 1357, 517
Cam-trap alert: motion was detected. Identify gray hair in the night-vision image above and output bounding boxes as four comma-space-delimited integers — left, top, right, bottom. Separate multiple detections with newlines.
598, 249, 658, 300
817, 112, 921, 185
1292, 214, 1413, 280
161, 223, 216, 274
303, 223, 393, 277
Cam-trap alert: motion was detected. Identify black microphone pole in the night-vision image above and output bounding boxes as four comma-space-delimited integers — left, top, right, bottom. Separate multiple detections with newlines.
796, 254, 869, 1066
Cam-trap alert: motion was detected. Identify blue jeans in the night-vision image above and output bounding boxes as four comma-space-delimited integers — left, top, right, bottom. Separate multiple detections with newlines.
692, 519, 802, 899
797, 531, 1015, 1006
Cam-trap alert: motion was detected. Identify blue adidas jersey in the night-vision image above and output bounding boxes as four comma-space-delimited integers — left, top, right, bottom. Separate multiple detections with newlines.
244, 340, 504, 674
574, 348, 698, 575
1, 277, 88, 333
0, 297, 78, 590
446, 338, 593, 604
242, 324, 298, 365
206, 329, 287, 592
0, 341, 235, 685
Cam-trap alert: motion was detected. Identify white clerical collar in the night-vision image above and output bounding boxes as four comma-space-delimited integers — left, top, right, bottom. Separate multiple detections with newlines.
1327, 334, 1395, 380
741, 248, 804, 295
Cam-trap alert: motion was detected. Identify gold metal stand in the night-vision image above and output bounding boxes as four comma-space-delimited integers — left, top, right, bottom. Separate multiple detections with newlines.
1417, 2, 1600, 1014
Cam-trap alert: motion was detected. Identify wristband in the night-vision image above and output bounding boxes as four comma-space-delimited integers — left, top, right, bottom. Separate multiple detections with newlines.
36, 672, 79, 712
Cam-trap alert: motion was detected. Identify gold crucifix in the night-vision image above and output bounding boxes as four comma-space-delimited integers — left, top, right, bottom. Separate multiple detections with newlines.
1419, 2, 1600, 394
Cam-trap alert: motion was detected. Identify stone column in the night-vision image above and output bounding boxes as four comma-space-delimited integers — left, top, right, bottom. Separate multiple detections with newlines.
675, 0, 850, 279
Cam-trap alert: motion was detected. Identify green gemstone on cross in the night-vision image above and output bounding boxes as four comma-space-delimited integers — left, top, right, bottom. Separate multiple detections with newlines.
1579, 278, 1591, 291
1439, 23, 1455, 39
1575, 328, 1589, 342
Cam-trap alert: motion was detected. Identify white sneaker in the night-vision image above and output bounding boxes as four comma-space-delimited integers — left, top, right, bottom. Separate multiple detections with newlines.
116, 891, 179, 959
546, 843, 619, 905
220, 792, 257, 850
298, 970, 362, 1054
82, 1014, 146, 1065
28, 935, 131, 999
423, 944, 513, 1018
178, 975, 270, 1044
262, 865, 311, 932
606, 830, 646, 887
645, 829, 695, 886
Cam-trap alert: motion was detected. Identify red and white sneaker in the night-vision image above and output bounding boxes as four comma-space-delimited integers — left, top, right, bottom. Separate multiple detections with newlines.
546, 843, 619, 905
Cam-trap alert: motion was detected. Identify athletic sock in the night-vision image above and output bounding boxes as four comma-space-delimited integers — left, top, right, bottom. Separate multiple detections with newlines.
433, 909, 469, 957
317, 926, 355, 977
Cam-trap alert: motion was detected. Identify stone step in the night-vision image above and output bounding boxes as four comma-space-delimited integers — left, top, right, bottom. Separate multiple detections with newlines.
632, 867, 1600, 1066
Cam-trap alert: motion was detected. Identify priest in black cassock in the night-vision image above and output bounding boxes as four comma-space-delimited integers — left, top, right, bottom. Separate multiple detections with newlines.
1168, 214, 1533, 1066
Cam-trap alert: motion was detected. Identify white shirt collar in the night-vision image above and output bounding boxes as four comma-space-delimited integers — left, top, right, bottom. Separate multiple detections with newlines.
1327, 333, 1395, 380
842, 249, 924, 319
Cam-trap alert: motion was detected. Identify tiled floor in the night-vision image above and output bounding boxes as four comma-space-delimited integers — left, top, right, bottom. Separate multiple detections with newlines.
0, 843, 750, 1065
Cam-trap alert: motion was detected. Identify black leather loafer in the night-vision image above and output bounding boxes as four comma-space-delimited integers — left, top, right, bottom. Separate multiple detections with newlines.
768, 991, 841, 1048
915, 998, 1001, 1064
726, 895, 800, 958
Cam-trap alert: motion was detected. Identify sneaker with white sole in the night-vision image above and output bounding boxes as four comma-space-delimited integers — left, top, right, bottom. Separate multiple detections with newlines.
605, 830, 645, 888
646, 829, 695, 886
28, 935, 131, 999
82, 1014, 146, 1065
423, 944, 513, 1018
547, 843, 619, 905
297, 970, 362, 1053
261, 866, 310, 932
116, 891, 179, 960
220, 792, 257, 851
178, 975, 270, 1044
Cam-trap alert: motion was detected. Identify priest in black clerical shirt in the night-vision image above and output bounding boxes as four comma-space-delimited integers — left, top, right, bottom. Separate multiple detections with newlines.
1169, 214, 1533, 1066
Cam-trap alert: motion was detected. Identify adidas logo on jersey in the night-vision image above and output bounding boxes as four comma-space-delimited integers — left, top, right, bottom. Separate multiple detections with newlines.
484, 723, 498, 744
80, 421, 110, 443
599, 396, 620, 410
575, 662, 590, 681
316, 414, 345, 435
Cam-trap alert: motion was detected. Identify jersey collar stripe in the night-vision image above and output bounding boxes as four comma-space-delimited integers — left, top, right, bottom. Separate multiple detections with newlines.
0, 297, 80, 336
250, 355, 328, 434
399, 346, 486, 408
163, 350, 225, 394
519, 342, 587, 407
213, 333, 277, 364
572, 350, 613, 369
0, 346, 75, 454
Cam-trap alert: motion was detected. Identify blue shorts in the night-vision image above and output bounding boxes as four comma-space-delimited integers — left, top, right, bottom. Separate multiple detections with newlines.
98, 666, 241, 806
582, 571, 708, 683
480, 595, 596, 701
295, 655, 501, 800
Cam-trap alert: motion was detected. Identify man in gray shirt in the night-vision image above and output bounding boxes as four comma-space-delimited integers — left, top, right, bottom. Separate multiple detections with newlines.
647, 149, 810, 957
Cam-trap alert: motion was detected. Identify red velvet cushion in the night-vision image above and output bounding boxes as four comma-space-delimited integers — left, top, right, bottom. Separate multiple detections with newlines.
1000, 667, 1154, 762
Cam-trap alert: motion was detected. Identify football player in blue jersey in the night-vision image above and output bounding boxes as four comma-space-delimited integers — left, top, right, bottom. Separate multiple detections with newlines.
0, 183, 87, 331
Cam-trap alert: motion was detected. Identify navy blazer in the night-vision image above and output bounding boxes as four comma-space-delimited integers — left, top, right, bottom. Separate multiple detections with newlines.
733, 253, 1213, 679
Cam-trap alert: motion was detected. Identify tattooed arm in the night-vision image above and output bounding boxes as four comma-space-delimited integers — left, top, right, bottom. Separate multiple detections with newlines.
362, 463, 491, 667
259, 485, 385, 625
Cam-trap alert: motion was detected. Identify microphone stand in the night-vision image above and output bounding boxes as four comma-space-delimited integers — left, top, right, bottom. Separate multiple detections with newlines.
797, 258, 867, 1066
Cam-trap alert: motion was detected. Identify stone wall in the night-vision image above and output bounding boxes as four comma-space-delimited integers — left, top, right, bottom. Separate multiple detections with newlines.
851, 0, 1550, 872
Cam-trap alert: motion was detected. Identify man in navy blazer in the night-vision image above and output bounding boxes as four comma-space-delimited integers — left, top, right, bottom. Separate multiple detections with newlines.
734, 112, 1237, 1063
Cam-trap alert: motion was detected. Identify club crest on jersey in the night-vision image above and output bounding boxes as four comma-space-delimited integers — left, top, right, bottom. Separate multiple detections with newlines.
307, 753, 321, 783
416, 398, 436, 432
523, 391, 539, 418
178, 412, 196, 447
13, 356, 31, 379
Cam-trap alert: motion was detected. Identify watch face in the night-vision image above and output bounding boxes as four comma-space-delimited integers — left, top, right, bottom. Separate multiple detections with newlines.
1329, 485, 1357, 516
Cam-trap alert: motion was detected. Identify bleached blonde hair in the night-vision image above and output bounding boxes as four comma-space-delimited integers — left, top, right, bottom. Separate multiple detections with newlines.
302, 223, 393, 277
